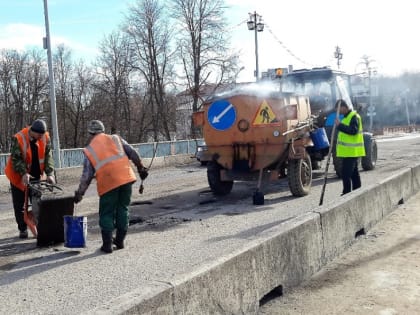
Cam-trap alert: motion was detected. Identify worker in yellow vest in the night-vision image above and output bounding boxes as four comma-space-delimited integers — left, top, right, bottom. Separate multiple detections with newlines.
335, 99, 365, 195
74, 120, 148, 253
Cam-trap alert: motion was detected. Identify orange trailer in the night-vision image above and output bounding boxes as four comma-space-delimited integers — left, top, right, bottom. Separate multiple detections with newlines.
193, 86, 315, 204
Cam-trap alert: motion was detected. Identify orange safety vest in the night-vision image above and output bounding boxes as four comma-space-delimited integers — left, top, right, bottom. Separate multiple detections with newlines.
84, 133, 136, 196
4, 127, 49, 191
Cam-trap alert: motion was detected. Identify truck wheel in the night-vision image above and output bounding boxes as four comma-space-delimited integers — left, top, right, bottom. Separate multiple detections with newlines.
207, 161, 233, 195
361, 134, 377, 171
288, 154, 312, 197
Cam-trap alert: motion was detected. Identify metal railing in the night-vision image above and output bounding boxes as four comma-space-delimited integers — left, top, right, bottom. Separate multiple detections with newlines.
0, 139, 205, 175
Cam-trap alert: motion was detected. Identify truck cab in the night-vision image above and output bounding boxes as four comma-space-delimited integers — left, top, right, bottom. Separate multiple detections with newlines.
279, 67, 377, 176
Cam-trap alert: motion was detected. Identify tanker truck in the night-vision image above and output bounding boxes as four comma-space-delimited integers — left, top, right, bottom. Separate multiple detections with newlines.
192, 67, 377, 204
192, 84, 320, 204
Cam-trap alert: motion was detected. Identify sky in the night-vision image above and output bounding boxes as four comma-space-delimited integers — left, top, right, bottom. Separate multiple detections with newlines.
0, 0, 418, 83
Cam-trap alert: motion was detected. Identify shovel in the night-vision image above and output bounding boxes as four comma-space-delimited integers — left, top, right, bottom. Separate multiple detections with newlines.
23, 186, 38, 237
139, 179, 144, 194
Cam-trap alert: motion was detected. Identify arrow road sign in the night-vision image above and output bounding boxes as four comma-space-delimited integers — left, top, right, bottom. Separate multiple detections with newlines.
212, 103, 233, 124
208, 99, 236, 131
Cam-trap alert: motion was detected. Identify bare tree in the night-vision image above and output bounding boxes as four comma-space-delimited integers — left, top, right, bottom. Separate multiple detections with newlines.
54, 44, 74, 147
125, 0, 175, 141
26, 49, 48, 121
8, 50, 30, 129
0, 50, 14, 151
127, 82, 150, 143
94, 31, 133, 138
0, 49, 49, 151
68, 60, 95, 147
171, 0, 239, 114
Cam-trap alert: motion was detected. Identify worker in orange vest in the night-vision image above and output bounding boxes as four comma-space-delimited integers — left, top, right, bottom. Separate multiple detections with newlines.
74, 120, 148, 253
4, 119, 55, 238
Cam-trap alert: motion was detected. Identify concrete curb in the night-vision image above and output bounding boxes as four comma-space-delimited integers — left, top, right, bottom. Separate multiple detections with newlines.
87, 163, 420, 314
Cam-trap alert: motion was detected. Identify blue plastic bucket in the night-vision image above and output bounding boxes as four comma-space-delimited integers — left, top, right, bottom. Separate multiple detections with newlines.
64, 216, 87, 248
310, 128, 330, 150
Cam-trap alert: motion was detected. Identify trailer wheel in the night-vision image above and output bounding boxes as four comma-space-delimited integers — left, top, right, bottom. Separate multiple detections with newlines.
361, 134, 377, 171
207, 161, 233, 195
288, 154, 312, 197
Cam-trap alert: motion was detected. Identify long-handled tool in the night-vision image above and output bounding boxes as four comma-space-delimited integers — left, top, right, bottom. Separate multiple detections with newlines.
139, 141, 159, 194
253, 168, 265, 205
139, 179, 145, 194
23, 186, 38, 237
319, 100, 342, 206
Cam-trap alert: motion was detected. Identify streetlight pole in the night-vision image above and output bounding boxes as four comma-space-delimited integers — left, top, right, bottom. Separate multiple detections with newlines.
334, 46, 343, 69
43, 0, 61, 168
247, 12, 264, 82
404, 89, 411, 126
358, 55, 376, 132
368, 67, 373, 131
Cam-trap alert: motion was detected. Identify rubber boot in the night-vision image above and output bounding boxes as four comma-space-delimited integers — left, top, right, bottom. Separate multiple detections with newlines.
113, 230, 127, 249
100, 230, 113, 254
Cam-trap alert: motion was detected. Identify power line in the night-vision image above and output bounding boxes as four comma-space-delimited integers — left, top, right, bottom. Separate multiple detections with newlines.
228, 19, 317, 69
226, 18, 248, 32
264, 23, 314, 67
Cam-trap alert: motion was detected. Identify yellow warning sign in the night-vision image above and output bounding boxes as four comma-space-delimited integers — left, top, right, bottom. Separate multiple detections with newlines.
252, 100, 279, 125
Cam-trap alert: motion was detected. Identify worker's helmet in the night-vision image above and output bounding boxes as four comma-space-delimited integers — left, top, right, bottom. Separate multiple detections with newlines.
30, 119, 47, 134
87, 120, 105, 135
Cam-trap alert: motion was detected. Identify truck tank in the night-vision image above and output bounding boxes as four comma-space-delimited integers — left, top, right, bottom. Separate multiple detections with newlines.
193, 84, 316, 204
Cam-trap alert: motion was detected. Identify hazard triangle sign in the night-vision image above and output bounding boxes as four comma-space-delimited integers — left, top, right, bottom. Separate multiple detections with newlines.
252, 100, 279, 125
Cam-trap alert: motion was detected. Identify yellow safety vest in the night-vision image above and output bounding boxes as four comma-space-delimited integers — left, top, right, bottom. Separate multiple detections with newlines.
336, 111, 365, 158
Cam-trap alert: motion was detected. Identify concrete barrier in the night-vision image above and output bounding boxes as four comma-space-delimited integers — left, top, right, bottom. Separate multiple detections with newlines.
88, 213, 324, 315
87, 163, 420, 314
380, 168, 413, 215
411, 164, 420, 191
317, 185, 383, 264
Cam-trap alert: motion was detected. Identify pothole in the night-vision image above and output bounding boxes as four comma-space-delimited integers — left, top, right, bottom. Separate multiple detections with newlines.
131, 200, 153, 205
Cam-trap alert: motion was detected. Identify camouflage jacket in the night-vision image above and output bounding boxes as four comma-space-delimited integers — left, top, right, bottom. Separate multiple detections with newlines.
10, 136, 55, 176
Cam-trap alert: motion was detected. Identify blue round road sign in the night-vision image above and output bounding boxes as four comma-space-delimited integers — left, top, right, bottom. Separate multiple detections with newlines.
207, 99, 236, 131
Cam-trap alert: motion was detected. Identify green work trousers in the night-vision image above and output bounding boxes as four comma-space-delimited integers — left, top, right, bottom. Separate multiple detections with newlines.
99, 183, 132, 232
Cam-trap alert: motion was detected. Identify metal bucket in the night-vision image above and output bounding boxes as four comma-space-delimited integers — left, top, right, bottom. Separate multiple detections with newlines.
64, 216, 87, 248
310, 127, 330, 150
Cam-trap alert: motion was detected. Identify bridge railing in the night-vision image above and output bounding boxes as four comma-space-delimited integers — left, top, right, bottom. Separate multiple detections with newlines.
0, 139, 205, 175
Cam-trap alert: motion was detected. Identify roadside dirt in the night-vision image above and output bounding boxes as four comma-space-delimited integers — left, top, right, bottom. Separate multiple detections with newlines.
259, 191, 420, 314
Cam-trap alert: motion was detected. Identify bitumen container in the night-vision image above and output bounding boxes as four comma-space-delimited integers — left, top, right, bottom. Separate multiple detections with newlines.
310, 127, 330, 150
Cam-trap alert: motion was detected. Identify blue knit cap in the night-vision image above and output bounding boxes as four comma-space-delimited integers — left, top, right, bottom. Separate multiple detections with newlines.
30, 119, 47, 134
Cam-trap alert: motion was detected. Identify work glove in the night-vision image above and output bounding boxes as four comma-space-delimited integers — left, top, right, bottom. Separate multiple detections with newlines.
74, 190, 83, 204
139, 167, 149, 180
46, 175, 56, 184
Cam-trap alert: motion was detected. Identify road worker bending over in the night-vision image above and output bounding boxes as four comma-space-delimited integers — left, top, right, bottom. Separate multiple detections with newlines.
74, 120, 148, 253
